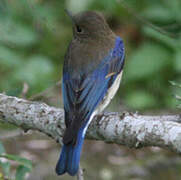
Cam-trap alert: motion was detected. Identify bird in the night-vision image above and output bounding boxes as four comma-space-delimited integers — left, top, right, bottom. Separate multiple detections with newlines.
56, 10, 125, 176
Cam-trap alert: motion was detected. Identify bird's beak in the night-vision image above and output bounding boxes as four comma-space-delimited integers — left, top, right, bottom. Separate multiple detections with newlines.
65, 9, 74, 23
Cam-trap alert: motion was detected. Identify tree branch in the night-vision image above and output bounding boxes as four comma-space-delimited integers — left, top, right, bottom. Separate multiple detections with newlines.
0, 93, 181, 154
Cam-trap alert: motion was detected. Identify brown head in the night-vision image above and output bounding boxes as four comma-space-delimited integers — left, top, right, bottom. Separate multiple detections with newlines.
66, 10, 114, 41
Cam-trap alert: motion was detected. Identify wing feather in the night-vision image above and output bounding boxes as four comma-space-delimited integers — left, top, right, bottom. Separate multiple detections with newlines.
62, 37, 125, 145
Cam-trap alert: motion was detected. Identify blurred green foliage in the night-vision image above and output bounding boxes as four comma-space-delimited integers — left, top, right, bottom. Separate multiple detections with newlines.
0, 0, 180, 111
170, 81, 181, 109
0, 141, 32, 180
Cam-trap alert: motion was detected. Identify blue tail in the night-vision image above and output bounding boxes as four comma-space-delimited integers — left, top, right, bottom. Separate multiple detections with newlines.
55, 128, 84, 176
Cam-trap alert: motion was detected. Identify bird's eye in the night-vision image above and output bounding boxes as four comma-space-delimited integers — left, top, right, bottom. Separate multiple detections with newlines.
76, 25, 82, 33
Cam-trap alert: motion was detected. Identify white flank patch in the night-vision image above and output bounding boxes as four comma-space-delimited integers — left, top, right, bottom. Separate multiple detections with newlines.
82, 71, 123, 137
82, 110, 98, 137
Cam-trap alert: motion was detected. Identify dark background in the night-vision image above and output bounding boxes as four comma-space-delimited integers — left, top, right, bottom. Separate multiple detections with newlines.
0, 0, 181, 179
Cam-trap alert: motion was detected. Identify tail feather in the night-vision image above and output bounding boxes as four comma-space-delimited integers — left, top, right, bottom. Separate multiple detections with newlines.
55, 145, 67, 175
56, 129, 84, 176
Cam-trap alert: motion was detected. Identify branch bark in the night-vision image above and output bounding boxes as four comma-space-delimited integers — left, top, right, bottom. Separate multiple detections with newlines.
0, 93, 181, 154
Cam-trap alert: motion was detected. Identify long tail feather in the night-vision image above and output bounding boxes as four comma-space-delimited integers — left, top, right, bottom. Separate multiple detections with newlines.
55, 128, 84, 176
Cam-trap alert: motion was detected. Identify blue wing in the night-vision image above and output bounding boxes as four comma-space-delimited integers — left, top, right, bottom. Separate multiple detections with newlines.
62, 37, 125, 145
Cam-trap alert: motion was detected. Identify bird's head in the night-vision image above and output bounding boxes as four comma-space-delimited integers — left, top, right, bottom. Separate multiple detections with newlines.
66, 10, 114, 41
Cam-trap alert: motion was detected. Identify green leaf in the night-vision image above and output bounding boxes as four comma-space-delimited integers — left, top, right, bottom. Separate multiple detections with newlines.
0, 18, 38, 46
143, 27, 176, 49
67, 0, 94, 12
170, 81, 181, 108
173, 86, 181, 98
14, 55, 54, 87
125, 42, 171, 81
31, 5, 58, 30
0, 142, 5, 155
174, 50, 181, 72
164, 0, 181, 22
15, 165, 30, 180
0, 154, 32, 170
175, 95, 181, 101
0, 173, 3, 180
142, 5, 174, 22
0, 46, 23, 68
0, 161, 10, 177
170, 81, 181, 88
125, 90, 157, 109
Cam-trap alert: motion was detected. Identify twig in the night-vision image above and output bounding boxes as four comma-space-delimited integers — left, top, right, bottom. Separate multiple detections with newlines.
29, 81, 61, 100
20, 82, 29, 99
